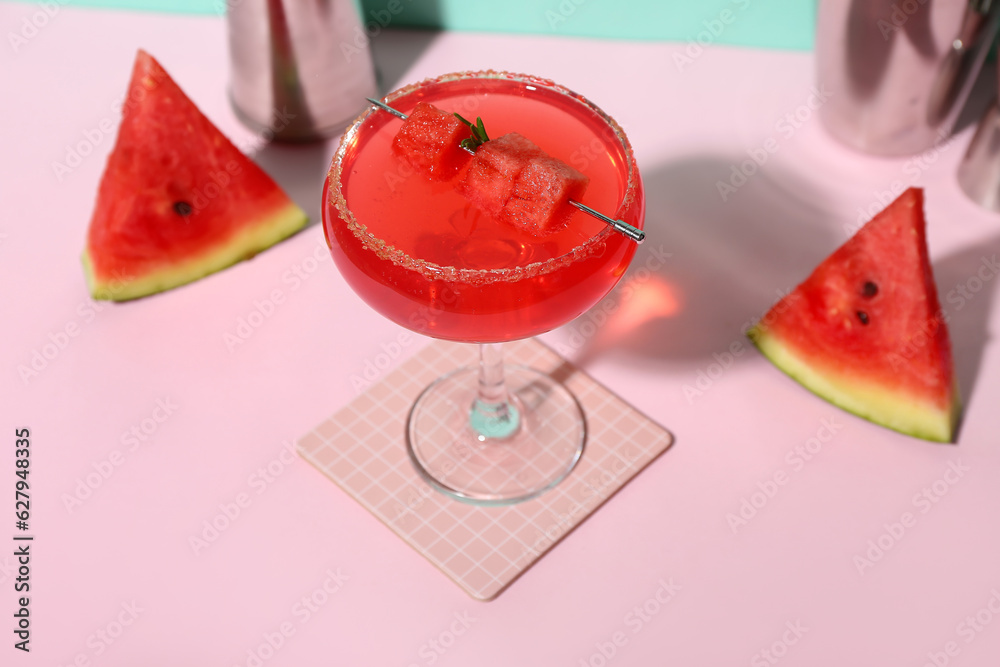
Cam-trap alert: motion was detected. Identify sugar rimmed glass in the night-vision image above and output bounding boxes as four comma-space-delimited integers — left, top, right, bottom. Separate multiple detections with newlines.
324, 71, 644, 505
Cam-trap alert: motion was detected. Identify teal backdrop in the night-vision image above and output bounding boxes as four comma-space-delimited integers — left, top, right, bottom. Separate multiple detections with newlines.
11, 0, 816, 50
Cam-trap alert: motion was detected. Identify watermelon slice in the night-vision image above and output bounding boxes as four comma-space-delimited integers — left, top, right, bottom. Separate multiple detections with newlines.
83, 49, 308, 301
748, 188, 959, 442
391, 102, 473, 179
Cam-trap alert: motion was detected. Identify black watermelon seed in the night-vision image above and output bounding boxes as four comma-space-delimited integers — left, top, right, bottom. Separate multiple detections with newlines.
173, 201, 194, 216
862, 281, 878, 298
857, 310, 870, 325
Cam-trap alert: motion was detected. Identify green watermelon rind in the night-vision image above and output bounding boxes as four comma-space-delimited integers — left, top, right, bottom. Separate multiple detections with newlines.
82, 202, 307, 302
748, 325, 960, 443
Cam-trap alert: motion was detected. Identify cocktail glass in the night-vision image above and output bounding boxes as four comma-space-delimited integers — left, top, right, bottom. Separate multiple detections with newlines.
323, 71, 644, 505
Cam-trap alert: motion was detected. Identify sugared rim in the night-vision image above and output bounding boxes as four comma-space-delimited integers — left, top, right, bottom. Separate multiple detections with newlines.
326, 70, 641, 284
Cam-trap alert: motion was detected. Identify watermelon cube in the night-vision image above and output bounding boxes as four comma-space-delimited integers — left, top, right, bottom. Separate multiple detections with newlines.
392, 102, 473, 179
462, 133, 589, 235
461, 133, 546, 218
502, 155, 589, 235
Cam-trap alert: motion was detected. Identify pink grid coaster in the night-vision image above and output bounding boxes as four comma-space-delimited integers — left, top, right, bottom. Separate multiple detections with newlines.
298, 338, 673, 600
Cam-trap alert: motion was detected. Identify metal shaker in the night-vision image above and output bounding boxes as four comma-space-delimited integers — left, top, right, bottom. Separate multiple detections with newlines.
816, 0, 1000, 156
958, 64, 1000, 210
226, 0, 378, 142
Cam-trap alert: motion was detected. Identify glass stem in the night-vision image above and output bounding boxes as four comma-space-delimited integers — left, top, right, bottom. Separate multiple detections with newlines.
469, 343, 521, 439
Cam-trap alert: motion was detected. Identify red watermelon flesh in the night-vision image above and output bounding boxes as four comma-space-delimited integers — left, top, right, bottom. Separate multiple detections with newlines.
391, 102, 473, 179
460, 132, 588, 234
504, 155, 589, 235
83, 49, 307, 301
748, 188, 959, 442
461, 133, 546, 219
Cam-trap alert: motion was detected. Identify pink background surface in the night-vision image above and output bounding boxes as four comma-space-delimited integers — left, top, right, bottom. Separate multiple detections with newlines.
2, 5, 1000, 665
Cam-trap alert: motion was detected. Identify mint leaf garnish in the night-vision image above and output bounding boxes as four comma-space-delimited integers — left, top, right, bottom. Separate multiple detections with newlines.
454, 113, 490, 152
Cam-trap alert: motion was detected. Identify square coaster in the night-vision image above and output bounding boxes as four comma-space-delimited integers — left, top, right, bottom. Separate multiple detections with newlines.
298, 338, 673, 600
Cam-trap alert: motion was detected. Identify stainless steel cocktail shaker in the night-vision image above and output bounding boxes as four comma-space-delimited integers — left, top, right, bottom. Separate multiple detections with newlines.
226, 0, 378, 142
816, 0, 1000, 156
958, 63, 1000, 210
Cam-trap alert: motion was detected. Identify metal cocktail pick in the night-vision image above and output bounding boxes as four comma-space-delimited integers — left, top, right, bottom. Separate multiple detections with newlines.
365, 97, 645, 244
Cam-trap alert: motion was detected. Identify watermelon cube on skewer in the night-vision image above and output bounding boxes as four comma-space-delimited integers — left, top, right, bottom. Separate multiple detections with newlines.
504, 155, 590, 235
461, 132, 588, 235
384, 100, 601, 237
392, 102, 474, 179
461, 133, 546, 219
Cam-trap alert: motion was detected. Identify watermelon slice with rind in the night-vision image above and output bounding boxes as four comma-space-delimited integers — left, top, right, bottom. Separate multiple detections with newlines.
391, 101, 473, 179
82, 49, 308, 301
748, 188, 960, 442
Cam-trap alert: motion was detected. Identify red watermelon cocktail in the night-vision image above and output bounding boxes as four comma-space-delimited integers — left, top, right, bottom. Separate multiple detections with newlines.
323, 71, 644, 505
324, 71, 643, 343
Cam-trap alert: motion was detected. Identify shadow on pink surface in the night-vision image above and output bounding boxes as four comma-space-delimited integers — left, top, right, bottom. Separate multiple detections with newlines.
931, 233, 1000, 434
251, 141, 330, 232
564, 156, 840, 368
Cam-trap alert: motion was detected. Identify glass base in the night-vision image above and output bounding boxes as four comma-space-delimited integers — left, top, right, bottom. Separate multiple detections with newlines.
406, 365, 586, 506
